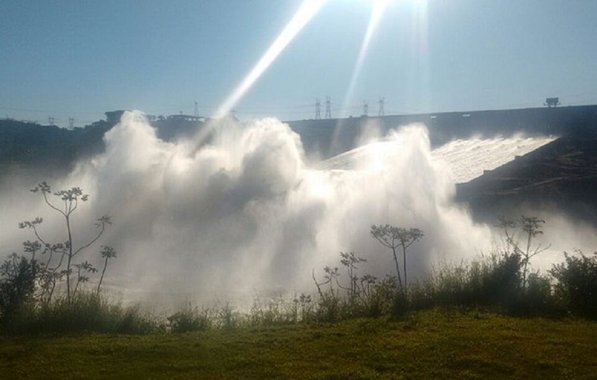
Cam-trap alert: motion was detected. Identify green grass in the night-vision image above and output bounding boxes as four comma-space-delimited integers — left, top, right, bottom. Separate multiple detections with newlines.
1, 309, 595, 379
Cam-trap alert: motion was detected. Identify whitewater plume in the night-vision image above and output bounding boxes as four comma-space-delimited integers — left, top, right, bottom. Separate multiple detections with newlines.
1, 111, 592, 305
322, 132, 555, 183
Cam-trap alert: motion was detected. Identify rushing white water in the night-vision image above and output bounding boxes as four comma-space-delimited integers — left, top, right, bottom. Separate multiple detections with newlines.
0, 112, 591, 305
322, 131, 556, 183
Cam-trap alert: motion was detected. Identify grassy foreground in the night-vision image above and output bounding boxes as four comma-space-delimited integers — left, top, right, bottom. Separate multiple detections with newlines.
1, 309, 595, 380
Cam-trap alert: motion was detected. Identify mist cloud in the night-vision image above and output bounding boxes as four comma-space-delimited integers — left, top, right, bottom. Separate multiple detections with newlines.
1, 112, 593, 305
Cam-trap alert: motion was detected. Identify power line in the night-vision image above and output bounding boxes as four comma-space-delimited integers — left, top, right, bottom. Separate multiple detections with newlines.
0, 105, 105, 116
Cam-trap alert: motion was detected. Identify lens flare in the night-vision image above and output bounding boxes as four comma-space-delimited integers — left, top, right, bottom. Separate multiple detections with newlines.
329, 0, 389, 154
405, 0, 430, 111
214, 0, 327, 119
342, 0, 389, 113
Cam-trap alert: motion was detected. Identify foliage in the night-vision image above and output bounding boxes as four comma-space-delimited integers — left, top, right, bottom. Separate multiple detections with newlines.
293, 293, 315, 323
247, 296, 305, 327
218, 303, 241, 330
312, 252, 398, 321
0, 254, 37, 328
312, 266, 342, 322
407, 252, 553, 315
497, 216, 549, 289
338, 251, 366, 306
2, 292, 157, 335
370, 224, 423, 295
23, 181, 112, 302
97, 246, 117, 294
313, 215, 567, 320
522, 272, 554, 315
550, 250, 597, 318
4, 207, 596, 337
0, 182, 127, 334
168, 305, 211, 333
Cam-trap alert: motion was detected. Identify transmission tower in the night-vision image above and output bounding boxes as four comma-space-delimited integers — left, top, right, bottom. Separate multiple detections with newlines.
194, 101, 198, 117
378, 97, 385, 116
325, 96, 331, 119
315, 98, 321, 119
545, 97, 560, 108
68, 117, 74, 128
363, 101, 368, 117
48, 117, 55, 126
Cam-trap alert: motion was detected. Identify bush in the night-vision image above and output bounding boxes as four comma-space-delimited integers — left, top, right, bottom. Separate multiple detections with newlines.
0, 254, 36, 328
218, 303, 241, 330
408, 253, 523, 313
516, 272, 555, 316
2, 293, 157, 335
168, 306, 211, 333
550, 251, 597, 318
364, 276, 397, 318
247, 297, 301, 327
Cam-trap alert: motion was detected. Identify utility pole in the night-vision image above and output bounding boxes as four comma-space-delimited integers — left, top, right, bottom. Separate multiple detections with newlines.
48, 117, 55, 126
378, 97, 385, 116
194, 101, 198, 117
68, 117, 74, 128
315, 98, 321, 119
325, 96, 331, 119
363, 101, 368, 117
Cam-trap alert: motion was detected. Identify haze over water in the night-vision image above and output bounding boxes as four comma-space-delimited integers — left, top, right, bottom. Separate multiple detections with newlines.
2, 112, 593, 306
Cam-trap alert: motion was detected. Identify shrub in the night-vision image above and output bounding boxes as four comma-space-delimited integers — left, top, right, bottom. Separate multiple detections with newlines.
0, 254, 36, 328
218, 303, 241, 330
408, 252, 523, 313
550, 251, 597, 318
363, 275, 397, 318
248, 297, 300, 327
2, 293, 157, 335
168, 306, 211, 333
519, 272, 555, 316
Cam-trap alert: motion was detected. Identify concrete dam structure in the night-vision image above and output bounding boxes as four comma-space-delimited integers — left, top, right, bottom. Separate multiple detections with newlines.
289, 104, 597, 224
287, 104, 597, 159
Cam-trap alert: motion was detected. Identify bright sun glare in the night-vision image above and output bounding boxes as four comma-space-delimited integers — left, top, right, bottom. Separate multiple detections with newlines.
215, 0, 396, 121
214, 0, 328, 119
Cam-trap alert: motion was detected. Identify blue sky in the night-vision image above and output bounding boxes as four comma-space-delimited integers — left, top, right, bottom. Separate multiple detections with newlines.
1, 0, 596, 127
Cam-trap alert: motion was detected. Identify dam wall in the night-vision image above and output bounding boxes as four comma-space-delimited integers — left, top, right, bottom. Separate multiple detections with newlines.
287, 105, 597, 158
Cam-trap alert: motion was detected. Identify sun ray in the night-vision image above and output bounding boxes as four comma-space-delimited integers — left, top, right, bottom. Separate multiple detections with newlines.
329, 0, 389, 155
341, 0, 389, 116
214, 0, 327, 119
